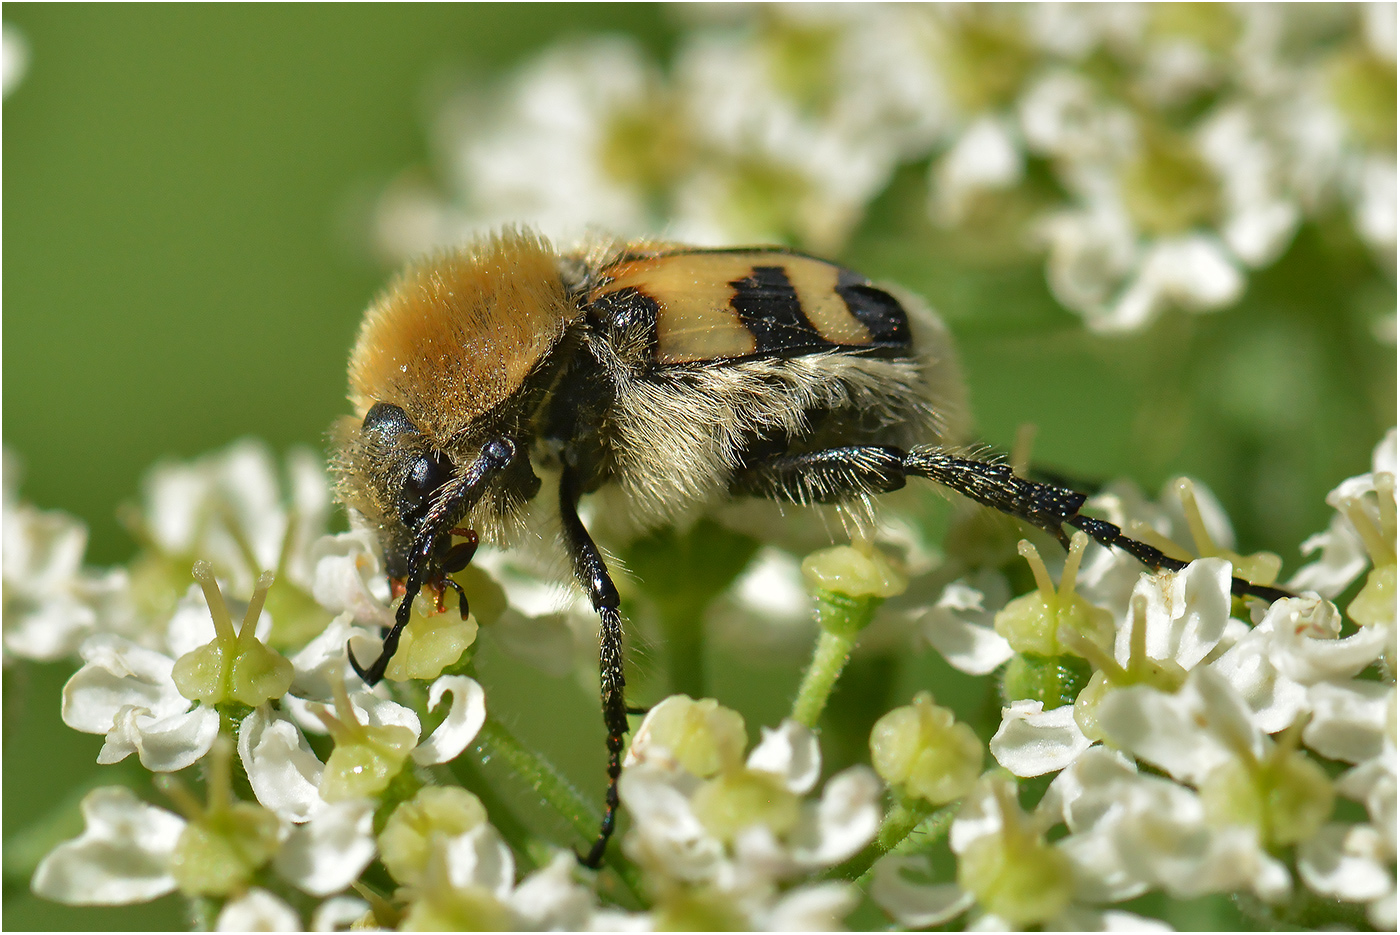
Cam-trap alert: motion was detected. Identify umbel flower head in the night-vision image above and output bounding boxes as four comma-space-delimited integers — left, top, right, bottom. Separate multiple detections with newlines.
6, 5, 1394, 929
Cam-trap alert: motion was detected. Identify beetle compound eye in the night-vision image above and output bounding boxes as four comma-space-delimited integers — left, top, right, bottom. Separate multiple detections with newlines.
400, 450, 454, 527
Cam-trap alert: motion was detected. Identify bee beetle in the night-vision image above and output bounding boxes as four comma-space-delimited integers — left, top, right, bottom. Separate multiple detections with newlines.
331, 228, 1287, 867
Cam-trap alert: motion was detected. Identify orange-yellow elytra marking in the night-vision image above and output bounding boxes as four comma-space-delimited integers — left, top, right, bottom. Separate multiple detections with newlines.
595, 251, 876, 364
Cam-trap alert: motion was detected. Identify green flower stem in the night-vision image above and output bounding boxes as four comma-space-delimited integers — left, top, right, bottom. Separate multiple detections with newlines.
791, 589, 881, 728
792, 628, 857, 728
823, 793, 956, 883
472, 717, 644, 903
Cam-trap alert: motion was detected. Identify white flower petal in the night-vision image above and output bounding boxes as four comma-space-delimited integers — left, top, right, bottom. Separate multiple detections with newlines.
1303, 681, 1395, 764
764, 881, 859, 931
31, 786, 184, 905
990, 701, 1093, 777
239, 705, 325, 822
508, 851, 595, 931
949, 773, 1013, 854
350, 690, 422, 737
412, 675, 487, 766
216, 887, 302, 931
871, 854, 975, 928
618, 766, 723, 881
1209, 633, 1309, 735
1297, 823, 1394, 902
62, 635, 187, 733
1043, 745, 1139, 833
312, 896, 371, 932
443, 824, 516, 900
919, 579, 1015, 675
788, 766, 882, 868
275, 798, 377, 896
1095, 670, 1245, 785
1060, 825, 1150, 904
309, 530, 393, 627
1269, 618, 1391, 687
98, 703, 220, 772
1289, 512, 1370, 598
1337, 757, 1398, 853
1121, 559, 1233, 671
746, 719, 821, 794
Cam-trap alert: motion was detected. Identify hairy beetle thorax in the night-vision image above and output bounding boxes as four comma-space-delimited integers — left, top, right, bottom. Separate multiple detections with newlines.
347, 228, 583, 442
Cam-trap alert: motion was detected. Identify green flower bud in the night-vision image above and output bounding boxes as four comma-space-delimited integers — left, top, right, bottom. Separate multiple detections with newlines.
1330, 47, 1398, 148
957, 827, 1073, 926
315, 677, 417, 802
1120, 125, 1220, 235
1340, 481, 1397, 631
1073, 671, 1112, 742
402, 882, 512, 932
380, 787, 489, 886
1000, 652, 1091, 710
159, 738, 281, 898
956, 776, 1073, 926
691, 768, 800, 844
870, 692, 983, 805
802, 544, 908, 599
172, 563, 293, 707
652, 887, 749, 932
802, 544, 907, 639
383, 600, 478, 683
994, 534, 1113, 658
634, 695, 748, 778
1200, 734, 1335, 848
1349, 562, 1396, 629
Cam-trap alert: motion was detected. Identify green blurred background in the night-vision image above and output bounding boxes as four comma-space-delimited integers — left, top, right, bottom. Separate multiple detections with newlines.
3, 5, 1393, 930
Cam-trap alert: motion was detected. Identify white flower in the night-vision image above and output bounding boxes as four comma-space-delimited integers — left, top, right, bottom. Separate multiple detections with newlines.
401, 833, 599, 931
140, 438, 329, 596
874, 770, 1180, 929
1045, 747, 1292, 904
31, 786, 185, 905
916, 572, 1014, 676
1212, 595, 1389, 733
273, 799, 378, 896
932, 115, 1025, 224
215, 888, 302, 931
2, 458, 112, 661
34, 781, 375, 911
1096, 666, 1261, 788
1297, 823, 1396, 923
990, 700, 1093, 778
1196, 103, 1301, 266
60, 634, 219, 772
1101, 233, 1245, 334
240, 674, 486, 819
309, 529, 393, 629
619, 705, 880, 896
384, 36, 662, 254
2, 501, 104, 661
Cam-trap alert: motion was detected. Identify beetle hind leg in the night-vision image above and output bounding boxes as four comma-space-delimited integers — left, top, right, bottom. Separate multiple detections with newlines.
734, 442, 1291, 603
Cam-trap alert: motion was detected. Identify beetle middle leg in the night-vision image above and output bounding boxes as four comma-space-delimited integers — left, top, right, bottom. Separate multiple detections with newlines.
559, 466, 629, 869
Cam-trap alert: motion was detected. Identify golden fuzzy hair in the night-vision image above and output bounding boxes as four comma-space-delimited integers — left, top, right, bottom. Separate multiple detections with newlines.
347, 229, 579, 441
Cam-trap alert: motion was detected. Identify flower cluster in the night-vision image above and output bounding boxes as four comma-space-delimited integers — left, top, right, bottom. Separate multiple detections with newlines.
6, 423, 1394, 930
374, 3, 1396, 333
